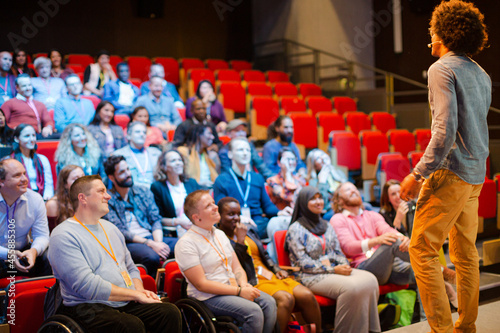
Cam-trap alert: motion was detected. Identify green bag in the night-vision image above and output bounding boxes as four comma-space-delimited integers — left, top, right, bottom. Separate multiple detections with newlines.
385, 289, 417, 327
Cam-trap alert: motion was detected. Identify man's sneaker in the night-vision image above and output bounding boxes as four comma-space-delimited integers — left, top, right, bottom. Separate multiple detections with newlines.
442, 266, 457, 285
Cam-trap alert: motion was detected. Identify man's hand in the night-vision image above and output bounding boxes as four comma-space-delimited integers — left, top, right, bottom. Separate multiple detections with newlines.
41, 126, 53, 137
234, 222, 248, 244
400, 173, 422, 201
398, 236, 410, 252
240, 286, 260, 301
135, 290, 162, 304
278, 206, 293, 216
148, 241, 170, 260
370, 232, 399, 248
13, 250, 30, 273
176, 217, 192, 230
20, 248, 37, 270
334, 264, 352, 276
276, 270, 288, 279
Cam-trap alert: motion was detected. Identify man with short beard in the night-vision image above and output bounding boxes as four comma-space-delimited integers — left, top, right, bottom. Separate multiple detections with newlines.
104, 155, 177, 277
262, 115, 306, 176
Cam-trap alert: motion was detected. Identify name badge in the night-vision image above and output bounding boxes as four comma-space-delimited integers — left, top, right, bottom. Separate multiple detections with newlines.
241, 207, 251, 219
121, 270, 133, 287
320, 255, 331, 267
3, 96, 9, 102
257, 266, 273, 280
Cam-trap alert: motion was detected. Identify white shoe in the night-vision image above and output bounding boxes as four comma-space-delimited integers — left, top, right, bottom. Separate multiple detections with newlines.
444, 281, 458, 308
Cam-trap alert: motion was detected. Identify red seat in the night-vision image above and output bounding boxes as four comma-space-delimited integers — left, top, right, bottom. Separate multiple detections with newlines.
360, 130, 389, 180
167, 129, 175, 142
344, 111, 371, 135
298, 83, 322, 98
388, 129, 416, 158
126, 56, 152, 81
32, 52, 48, 60
241, 70, 266, 83
66, 54, 94, 69
307, 96, 333, 117
163, 259, 184, 303
37, 141, 59, 188
408, 151, 424, 169
81, 95, 101, 109
187, 69, 215, 98
109, 55, 123, 71
317, 112, 345, 151
219, 135, 231, 145
376, 153, 410, 186
289, 113, 318, 159
479, 178, 496, 220
218, 82, 246, 119
215, 69, 241, 83
273, 82, 298, 98
414, 128, 432, 151
66, 64, 84, 74
153, 57, 180, 86
266, 70, 290, 83
247, 82, 272, 97
115, 114, 131, 130
332, 96, 357, 116
206, 59, 229, 71
179, 58, 205, 98
130, 78, 142, 88
280, 96, 306, 114
331, 132, 361, 171
370, 112, 396, 134
250, 97, 280, 140
230, 60, 252, 72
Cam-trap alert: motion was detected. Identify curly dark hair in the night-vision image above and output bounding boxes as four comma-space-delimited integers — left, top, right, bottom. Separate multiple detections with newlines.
430, 0, 488, 56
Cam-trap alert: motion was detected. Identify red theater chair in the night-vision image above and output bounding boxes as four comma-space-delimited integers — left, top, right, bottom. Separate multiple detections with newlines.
317, 112, 345, 152
66, 54, 93, 69
230, 60, 252, 72
478, 177, 496, 234
218, 82, 246, 120
414, 128, 432, 151
408, 151, 424, 169
298, 83, 322, 98
246, 82, 273, 111
307, 96, 333, 117
250, 97, 280, 140
153, 57, 180, 86
241, 70, 266, 87
370, 112, 396, 134
37, 141, 59, 188
125, 56, 151, 81
360, 130, 389, 180
289, 112, 318, 159
206, 59, 229, 71
187, 69, 215, 98
280, 96, 306, 114
215, 69, 241, 84
332, 96, 357, 116
344, 111, 371, 136
266, 70, 290, 83
388, 129, 416, 159
375, 153, 411, 188
330, 131, 361, 173
273, 82, 298, 98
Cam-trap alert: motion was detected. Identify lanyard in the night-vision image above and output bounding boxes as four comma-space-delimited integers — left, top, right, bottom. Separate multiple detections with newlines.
73, 216, 119, 267
229, 168, 251, 207
5, 201, 18, 222
24, 99, 41, 130
351, 217, 367, 239
130, 149, 149, 177
41, 78, 51, 95
72, 99, 86, 121
191, 228, 230, 272
0, 76, 8, 95
313, 233, 326, 254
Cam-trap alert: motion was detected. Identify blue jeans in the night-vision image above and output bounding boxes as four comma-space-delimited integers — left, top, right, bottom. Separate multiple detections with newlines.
203, 292, 277, 333
127, 236, 177, 277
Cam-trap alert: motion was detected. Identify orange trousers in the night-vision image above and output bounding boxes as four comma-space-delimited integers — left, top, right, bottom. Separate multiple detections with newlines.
409, 169, 483, 333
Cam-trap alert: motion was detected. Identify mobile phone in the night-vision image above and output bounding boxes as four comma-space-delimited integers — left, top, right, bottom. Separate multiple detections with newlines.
19, 257, 29, 267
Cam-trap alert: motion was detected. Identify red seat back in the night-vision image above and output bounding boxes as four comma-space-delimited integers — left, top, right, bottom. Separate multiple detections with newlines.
360, 131, 389, 164
247, 82, 272, 97
109, 55, 123, 71
298, 83, 322, 98
252, 97, 280, 127
274, 82, 298, 97
370, 112, 396, 134
164, 260, 184, 303
380, 155, 411, 182
332, 132, 361, 170
114, 114, 131, 130
345, 112, 371, 135
280, 96, 306, 114
274, 230, 291, 266
230, 60, 252, 72
267, 70, 290, 83
289, 113, 317, 149
189, 69, 215, 89
67, 54, 94, 69
180, 58, 205, 72
479, 178, 496, 219
81, 95, 101, 109
206, 59, 229, 71
126, 56, 152, 81
66, 64, 84, 74
414, 128, 432, 151
408, 151, 424, 168
37, 141, 59, 188
332, 96, 357, 115
154, 57, 180, 86
215, 69, 241, 83
219, 82, 246, 114
307, 96, 333, 117
388, 130, 415, 158
317, 112, 345, 142
242, 70, 266, 83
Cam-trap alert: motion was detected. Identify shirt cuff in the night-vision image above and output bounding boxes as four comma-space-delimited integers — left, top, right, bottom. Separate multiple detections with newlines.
361, 239, 370, 253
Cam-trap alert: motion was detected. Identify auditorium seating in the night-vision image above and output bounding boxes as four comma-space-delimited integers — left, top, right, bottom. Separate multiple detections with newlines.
66, 64, 84, 74
81, 95, 101, 109
280, 96, 306, 114
332, 96, 357, 115
246, 82, 273, 110
344, 111, 371, 135
273, 82, 298, 98
330, 131, 361, 172
109, 55, 123, 70
289, 112, 318, 159
478, 177, 497, 233
375, 153, 411, 187
306, 96, 333, 117
153, 57, 180, 86
125, 56, 152, 81
241, 70, 266, 84
408, 151, 424, 169
115, 114, 131, 131
298, 83, 322, 98
215, 69, 241, 83
206, 59, 229, 71
317, 112, 345, 151
230, 60, 252, 72
66, 54, 94, 68
360, 130, 389, 180
218, 81, 246, 120
250, 97, 280, 140
179, 58, 205, 98
414, 128, 432, 151
266, 70, 290, 83
388, 129, 416, 158
187, 69, 215, 98
37, 141, 59, 188
370, 112, 396, 134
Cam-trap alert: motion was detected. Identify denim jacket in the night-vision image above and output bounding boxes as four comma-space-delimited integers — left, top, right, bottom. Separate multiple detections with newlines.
415, 51, 491, 184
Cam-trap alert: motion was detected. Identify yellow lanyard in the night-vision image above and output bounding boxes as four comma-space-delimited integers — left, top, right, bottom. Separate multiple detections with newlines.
191, 228, 229, 271
73, 216, 119, 267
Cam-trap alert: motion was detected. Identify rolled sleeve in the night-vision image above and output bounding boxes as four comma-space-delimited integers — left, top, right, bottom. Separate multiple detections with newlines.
31, 194, 50, 256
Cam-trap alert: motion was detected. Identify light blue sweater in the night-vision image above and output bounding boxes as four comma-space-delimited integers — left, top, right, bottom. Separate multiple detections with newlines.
48, 218, 141, 307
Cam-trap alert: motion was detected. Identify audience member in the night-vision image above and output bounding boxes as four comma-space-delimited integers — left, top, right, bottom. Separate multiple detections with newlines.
140, 64, 184, 108
218, 197, 321, 333
286, 186, 380, 333
54, 74, 95, 133
134, 76, 181, 133
177, 124, 219, 189
104, 155, 177, 277
49, 175, 181, 333
219, 119, 272, 178
0, 109, 14, 147
31, 57, 66, 109
10, 49, 36, 77
130, 106, 165, 147
112, 121, 161, 188
48, 49, 74, 80
151, 149, 199, 238
103, 62, 139, 115
266, 147, 305, 210
172, 98, 221, 148
214, 138, 291, 238
88, 101, 127, 158
46, 165, 85, 231
11, 124, 53, 200
263, 116, 306, 176
2, 74, 54, 137
0, 52, 16, 105
83, 50, 117, 97
175, 190, 277, 333
55, 123, 105, 177
0, 158, 51, 278
185, 80, 227, 132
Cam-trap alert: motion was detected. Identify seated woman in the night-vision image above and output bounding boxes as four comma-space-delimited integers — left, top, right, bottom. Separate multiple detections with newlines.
151, 149, 200, 238
177, 124, 219, 189
286, 186, 381, 333
0, 109, 14, 147
218, 197, 321, 333
175, 190, 277, 333
45, 165, 85, 231
83, 50, 116, 97
131, 106, 165, 147
49, 49, 74, 80
54, 123, 105, 177
266, 147, 305, 210
11, 124, 54, 200
185, 80, 227, 132
87, 101, 128, 158
11, 49, 36, 77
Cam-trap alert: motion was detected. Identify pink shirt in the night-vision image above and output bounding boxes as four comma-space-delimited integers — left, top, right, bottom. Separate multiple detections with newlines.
331, 210, 398, 267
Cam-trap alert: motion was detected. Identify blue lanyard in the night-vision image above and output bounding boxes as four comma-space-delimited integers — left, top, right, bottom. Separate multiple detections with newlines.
5, 201, 18, 222
229, 168, 251, 207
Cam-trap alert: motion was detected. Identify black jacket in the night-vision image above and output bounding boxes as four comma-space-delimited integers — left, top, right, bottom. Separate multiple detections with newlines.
151, 178, 200, 218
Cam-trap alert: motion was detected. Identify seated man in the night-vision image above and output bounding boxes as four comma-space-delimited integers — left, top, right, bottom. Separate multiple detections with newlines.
173, 98, 221, 149
0, 159, 51, 278
219, 119, 272, 179
104, 155, 177, 277
103, 62, 140, 115
83, 50, 117, 97
112, 121, 161, 188
0, 51, 17, 106
134, 76, 182, 133
31, 57, 66, 110
262, 116, 306, 176
214, 138, 291, 238
54, 74, 95, 133
1, 74, 54, 137
140, 63, 184, 108
49, 175, 181, 333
